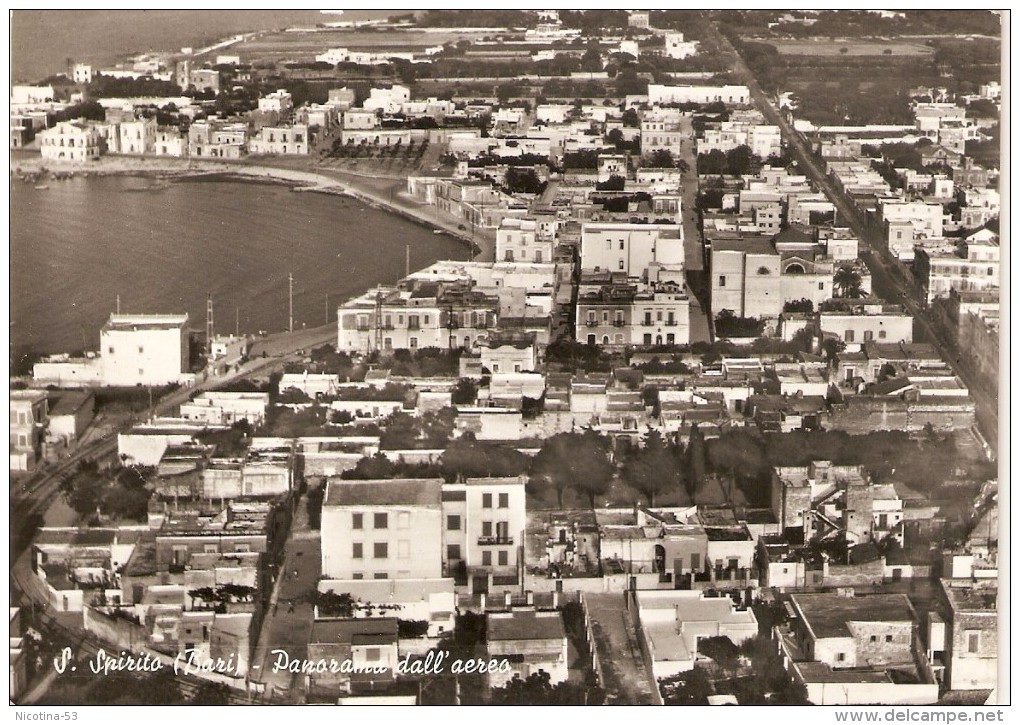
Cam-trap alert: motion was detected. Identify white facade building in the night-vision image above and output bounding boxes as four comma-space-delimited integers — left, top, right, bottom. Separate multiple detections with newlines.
99, 314, 190, 386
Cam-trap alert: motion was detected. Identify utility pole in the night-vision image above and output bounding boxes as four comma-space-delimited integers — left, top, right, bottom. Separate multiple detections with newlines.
288, 273, 294, 333
235, 307, 240, 338
206, 293, 214, 348
405, 243, 410, 278
115, 294, 120, 314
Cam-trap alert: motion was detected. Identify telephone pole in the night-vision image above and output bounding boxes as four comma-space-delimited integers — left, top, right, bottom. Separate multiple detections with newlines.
288, 273, 294, 333
206, 293, 214, 347
405, 244, 410, 278
235, 307, 240, 338
115, 294, 120, 314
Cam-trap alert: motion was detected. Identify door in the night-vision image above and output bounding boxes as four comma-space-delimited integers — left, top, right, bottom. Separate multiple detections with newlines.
472, 575, 489, 595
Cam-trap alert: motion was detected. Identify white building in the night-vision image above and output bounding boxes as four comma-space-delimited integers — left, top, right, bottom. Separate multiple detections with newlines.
178, 392, 270, 427
495, 217, 557, 264
118, 117, 157, 155
577, 282, 691, 347
580, 223, 684, 276
663, 32, 698, 60
363, 85, 411, 114
248, 125, 310, 155
258, 89, 294, 115
648, 84, 750, 106
320, 478, 444, 580
915, 239, 999, 304
441, 477, 526, 582
819, 303, 914, 352
99, 314, 191, 386
38, 122, 102, 162
72, 64, 93, 84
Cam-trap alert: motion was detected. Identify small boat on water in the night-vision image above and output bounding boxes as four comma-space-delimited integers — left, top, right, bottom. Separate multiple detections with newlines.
433, 229, 443, 235
34, 185, 50, 190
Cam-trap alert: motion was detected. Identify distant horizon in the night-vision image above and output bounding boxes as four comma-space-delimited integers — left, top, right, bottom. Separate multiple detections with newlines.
10, 9, 408, 82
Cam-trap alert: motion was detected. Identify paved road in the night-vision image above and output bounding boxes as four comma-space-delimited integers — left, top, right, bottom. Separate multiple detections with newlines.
711, 24, 999, 454
584, 593, 659, 705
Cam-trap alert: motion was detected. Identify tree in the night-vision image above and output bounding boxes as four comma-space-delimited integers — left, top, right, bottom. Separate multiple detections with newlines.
660, 666, 712, 705
647, 149, 676, 168
450, 378, 479, 406
442, 439, 529, 480
782, 298, 814, 313
489, 670, 603, 705
530, 431, 613, 507
620, 429, 684, 506
833, 266, 864, 298
314, 590, 357, 618
685, 424, 707, 501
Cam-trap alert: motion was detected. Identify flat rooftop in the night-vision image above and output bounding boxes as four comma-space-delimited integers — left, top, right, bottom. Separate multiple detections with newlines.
324, 478, 443, 508
792, 593, 915, 639
487, 609, 565, 642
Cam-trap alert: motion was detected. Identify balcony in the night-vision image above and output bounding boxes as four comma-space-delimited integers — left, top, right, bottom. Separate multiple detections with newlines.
408, 323, 421, 331
585, 320, 598, 327
613, 320, 626, 327
641, 321, 654, 327
477, 536, 514, 546
664, 321, 677, 327
355, 325, 371, 332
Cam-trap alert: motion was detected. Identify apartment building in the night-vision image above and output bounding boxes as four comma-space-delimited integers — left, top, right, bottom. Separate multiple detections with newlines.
337, 279, 501, 354
10, 390, 49, 472
441, 477, 526, 587
320, 479, 444, 580
576, 280, 690, 347
580, 222, 684, 276
38, 122, 102, 162
248, 124, 310, 155
99, 314, 191, 387
914, 238, 999, 304
496, 217, 557, 263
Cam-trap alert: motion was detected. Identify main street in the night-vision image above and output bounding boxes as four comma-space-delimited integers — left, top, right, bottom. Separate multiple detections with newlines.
707, 24, 1000, 454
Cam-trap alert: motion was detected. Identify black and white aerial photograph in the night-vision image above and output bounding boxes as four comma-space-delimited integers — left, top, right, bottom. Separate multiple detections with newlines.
8, 8, 1007, 712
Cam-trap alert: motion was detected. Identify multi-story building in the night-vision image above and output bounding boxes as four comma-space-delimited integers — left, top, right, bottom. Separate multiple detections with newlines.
441, 477, 526, 588
485, 609, 568, 688
188, 120, 247, 159
257, 89, 294, 117
935, 578, 998, 691
640, 117, 685, 157
178, 392, 270, 427
10, 390, 49, 472
38, 122, 101, 162
153, 128, 186, 156
579, 222, 683, 276
710, 237, 833, 320
576, 280, 690, 347
496, 217, 556, 263
99, 314, 190, 386
878, 199, 945, 260
117, 116, 157, 155
248, 125, 310, 155
914, 238, 999, 304
701, 121, 782, 159
320, 478, 444, 580
337, 279, 500, 354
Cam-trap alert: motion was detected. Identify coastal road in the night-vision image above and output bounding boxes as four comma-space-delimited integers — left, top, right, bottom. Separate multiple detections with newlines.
710, 24, 999, 453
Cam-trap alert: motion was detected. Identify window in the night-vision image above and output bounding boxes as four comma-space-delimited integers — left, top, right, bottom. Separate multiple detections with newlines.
818, 282, 825, 290
482, 551, 492, 566
447, 544, 461, 560
492, 364, 499, 373
498, 493, 509, 508
365, 647, 380, 662
109, 347, 115, 354
352, 573, 364, 580
845, 329, 855, 343
619, 241, 625, 250
967, 631, 980, 653
397, 512, 410, 529
498, 550, 508, 566
718, 276, 726, 287
482, 493, 493, 508
353, 513, 363, 529
602, 311, 609, 323
374, 542, 388, 559
837, 653, 846, 662
203, 544, 218, 554
353, 543, 364, 559
373, 573, 388, 579
398, 540, 410, 559
879, 329, 887, 339
234, 543, 250, 553
447, 515, 461, 530
409, 337, 418, 349
138, 346, 144, 353
885, 635, 893, 643
870, 635, 878, 643
482, 521, 493, 537
374, 513, 388, 529
618, 260, 625, 270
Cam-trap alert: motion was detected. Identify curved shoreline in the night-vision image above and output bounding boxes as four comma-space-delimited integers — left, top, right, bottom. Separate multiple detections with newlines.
11, 154, 488, 258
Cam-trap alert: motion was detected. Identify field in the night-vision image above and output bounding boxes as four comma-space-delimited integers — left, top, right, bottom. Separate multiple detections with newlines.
232, 28, 493, 65
763, 38, 934, 56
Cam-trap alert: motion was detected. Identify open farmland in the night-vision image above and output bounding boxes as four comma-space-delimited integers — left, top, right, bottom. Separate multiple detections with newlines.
231, 28, 493, 65
762, 38, 934, 56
